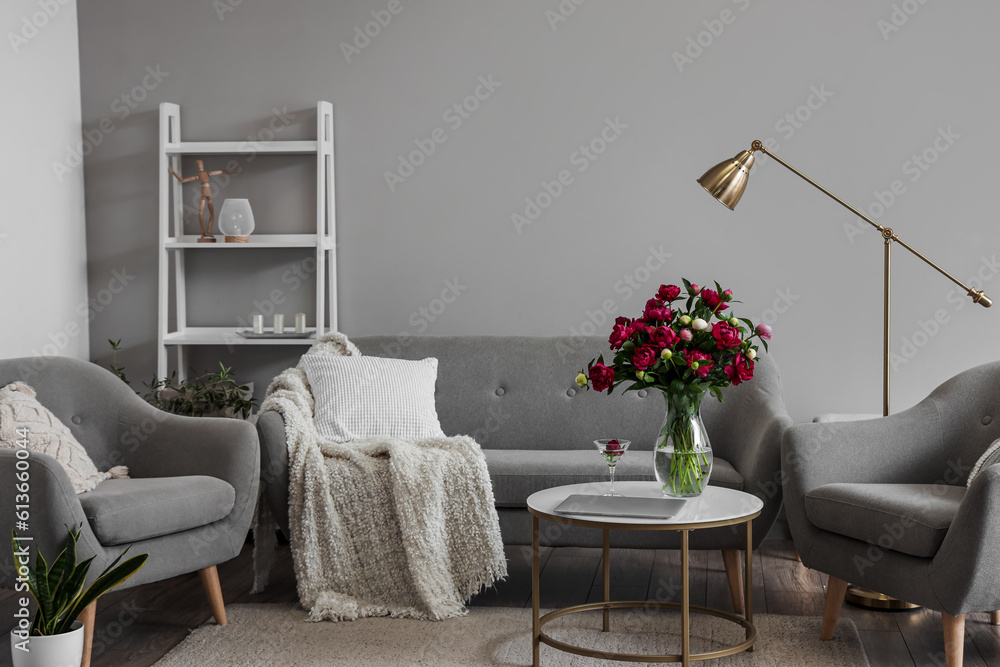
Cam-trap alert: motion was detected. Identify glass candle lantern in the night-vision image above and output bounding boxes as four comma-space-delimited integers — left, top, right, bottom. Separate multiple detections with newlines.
218, 199, 255, 243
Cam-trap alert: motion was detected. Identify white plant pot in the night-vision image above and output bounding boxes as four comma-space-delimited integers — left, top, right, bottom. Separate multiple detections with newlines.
10, 621, 83, 667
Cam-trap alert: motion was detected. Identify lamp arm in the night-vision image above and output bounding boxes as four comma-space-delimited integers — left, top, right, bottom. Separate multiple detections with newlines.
754, 141, 991, 308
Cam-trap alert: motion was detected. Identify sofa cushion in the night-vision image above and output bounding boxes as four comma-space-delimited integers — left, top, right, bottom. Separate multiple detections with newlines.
805, 483, 965, 558
484, 449, 743, 507
78, 476, 235, 546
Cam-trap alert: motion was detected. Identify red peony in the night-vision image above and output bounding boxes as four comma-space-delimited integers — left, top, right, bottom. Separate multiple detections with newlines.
631, 344, 658, 371
643, 298, 673, 322
687, 283, 700, 295
700, 288, 729, 312
711, 321, 742, 349
589, 362, 615, 392
608, 324, 630, 349
650, 326, 678, 348
724, 353, 755, 386
657, 284, 682, 301
684, 350, 714, 378
614, 316, 631, 327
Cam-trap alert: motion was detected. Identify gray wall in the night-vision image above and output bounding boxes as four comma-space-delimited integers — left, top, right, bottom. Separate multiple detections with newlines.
77, 0, 1000, 424
2, 0, 89, 360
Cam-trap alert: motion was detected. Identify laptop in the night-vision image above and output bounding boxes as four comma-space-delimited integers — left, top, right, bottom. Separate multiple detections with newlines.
552, 494, 687, 520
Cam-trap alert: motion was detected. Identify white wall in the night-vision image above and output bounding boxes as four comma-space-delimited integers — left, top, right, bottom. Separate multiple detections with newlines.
0, 0, 89, 360
76, 1, 1000, 423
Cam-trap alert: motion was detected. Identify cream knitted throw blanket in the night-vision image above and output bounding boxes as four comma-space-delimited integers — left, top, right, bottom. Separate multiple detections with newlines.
252, 332, 507, 621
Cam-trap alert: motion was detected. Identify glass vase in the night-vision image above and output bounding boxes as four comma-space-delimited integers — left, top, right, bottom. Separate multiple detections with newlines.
653, 390, 713, 498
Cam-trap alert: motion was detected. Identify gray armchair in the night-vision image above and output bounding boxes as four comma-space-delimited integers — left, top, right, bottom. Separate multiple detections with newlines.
0, 357, 259, 666
783, 360, 1000, 667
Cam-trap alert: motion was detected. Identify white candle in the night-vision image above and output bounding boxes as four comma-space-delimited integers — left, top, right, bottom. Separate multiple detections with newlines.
295, 313, 307, 333
273, 314, 284, 334
252, 314, 264, 334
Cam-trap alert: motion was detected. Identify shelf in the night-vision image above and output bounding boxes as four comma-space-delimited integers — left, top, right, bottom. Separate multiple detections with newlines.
165, 234, 334, 249
163, 140, 318, 155
163, 327, 318, 346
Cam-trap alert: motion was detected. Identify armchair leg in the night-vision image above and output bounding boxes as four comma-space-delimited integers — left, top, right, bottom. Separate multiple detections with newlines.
942, 613, 965, 667
198, 565, 228, 626
78, 601, 96, 667
721, 549, 745, 615
990, 610, 1000, 626
821, 575, 849, 641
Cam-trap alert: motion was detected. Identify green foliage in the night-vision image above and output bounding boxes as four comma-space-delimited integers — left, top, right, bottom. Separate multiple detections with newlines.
12, 526, 147, 636
107, 340, 256, 419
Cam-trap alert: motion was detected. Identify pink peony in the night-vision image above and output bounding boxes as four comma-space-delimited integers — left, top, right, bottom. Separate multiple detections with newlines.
657, 284, 682, 301
711, 321, 742, 349
687, 283, 700, 295
589, 363, 615, 392
684, 350, 714, 378
724, 353, 755, 386
679, 328, 693, 341
643, 298, 672, 323
631, 344, 658, 371
608, 324, 630, 349
700, 288, 729, 312
756, 323, 773, 340
650, 326, 679, 348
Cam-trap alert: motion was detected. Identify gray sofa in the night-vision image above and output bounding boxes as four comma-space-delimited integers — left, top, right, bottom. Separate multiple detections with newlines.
783, 360, 1000, 666
258, 336, 791, 552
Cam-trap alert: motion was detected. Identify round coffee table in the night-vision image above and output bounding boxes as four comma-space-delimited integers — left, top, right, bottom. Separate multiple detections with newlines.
527, 481, 763, 667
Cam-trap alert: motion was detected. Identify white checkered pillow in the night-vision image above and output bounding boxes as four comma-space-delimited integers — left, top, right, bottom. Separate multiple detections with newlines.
302, 355, 445, 442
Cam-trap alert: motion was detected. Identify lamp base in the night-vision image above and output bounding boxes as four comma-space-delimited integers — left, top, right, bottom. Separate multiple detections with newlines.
845, 585, 920, 611
197, 235, 217, 243
224, 235, 249, 243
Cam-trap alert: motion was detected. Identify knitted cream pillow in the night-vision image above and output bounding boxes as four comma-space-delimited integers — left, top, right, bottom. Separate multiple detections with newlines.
968, 438, 1000, 486
0, 382, 128, 493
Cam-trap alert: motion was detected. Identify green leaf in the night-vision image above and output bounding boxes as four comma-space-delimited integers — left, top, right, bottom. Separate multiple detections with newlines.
61, 553, 148, 634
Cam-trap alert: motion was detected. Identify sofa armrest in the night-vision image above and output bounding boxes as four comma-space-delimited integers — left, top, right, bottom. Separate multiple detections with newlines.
0, 449, 101, 588
929, 464, 1000, 614
256, 410, 290, 536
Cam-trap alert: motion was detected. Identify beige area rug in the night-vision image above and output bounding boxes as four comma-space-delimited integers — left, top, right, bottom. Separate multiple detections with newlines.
154, 604, 869, 666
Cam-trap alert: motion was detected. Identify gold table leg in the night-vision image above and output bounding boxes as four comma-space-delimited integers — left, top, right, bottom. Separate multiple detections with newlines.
681, 529, 690, 667
603, 528, 611, 632
532, 515, 540, 667
745, 518, 754, 651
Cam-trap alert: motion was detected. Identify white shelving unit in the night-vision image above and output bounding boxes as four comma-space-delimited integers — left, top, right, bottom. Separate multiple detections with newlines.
157, 101, 336, 380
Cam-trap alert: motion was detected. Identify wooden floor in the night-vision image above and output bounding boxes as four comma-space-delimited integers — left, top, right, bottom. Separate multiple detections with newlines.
2, 539, 998, 666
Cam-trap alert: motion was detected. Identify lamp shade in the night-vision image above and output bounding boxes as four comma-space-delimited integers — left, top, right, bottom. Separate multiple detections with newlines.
697, 150, 755, 210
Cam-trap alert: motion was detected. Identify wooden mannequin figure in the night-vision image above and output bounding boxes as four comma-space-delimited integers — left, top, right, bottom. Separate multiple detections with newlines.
168, 159, 238, 243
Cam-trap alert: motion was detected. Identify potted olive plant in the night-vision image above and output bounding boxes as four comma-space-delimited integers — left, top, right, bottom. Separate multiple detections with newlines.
10, 527, 147, 667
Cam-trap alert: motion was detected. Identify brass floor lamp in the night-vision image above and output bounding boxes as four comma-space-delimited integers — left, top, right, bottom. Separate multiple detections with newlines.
698, 139, 992, 609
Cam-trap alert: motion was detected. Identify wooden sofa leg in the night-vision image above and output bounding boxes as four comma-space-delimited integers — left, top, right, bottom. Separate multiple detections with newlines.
942, 613, 965, 667
78, 601, 96, 667
198, 565, 228, 626
721, 549, 745, 615
990, 610, 1000, 626
821, 575, 848, 641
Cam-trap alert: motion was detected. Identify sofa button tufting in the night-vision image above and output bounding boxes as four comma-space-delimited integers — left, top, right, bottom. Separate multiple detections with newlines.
566, 388, 576, 397
984, 416, 993, 426
495, 388, 505, 397
71, 415, 82, 425
638, 390, 648, 398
